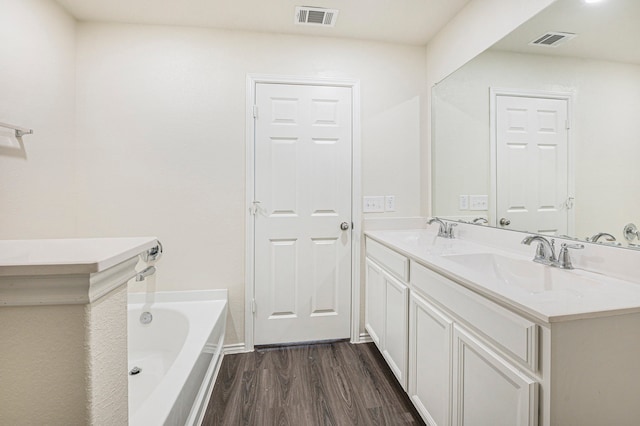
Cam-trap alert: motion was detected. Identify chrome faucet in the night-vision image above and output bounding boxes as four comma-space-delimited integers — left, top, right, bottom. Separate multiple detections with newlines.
427, 217, 457, 238
521, 235, 557, 265
521, 235, 584, 269
557, 243, 585, 269
587, 232, 616, 243
472, 217, 489, 225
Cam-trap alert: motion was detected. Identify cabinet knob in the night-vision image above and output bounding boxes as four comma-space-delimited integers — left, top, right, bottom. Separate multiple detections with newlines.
499, 218, 511, 226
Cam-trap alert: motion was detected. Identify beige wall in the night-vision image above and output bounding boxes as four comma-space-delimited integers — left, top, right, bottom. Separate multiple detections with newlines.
75, 23, 427, 344
0, 0, 77, 238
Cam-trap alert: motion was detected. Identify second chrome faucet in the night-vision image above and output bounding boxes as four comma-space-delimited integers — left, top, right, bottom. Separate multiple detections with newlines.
427, 217, 457, 239
521, 235, 584, 269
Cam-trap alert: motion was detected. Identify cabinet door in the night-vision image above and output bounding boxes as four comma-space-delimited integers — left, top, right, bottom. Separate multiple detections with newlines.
381, 270, 409, 389
409, 292, 453, 426
452, 326, 538, 426
365, 258, 384, 348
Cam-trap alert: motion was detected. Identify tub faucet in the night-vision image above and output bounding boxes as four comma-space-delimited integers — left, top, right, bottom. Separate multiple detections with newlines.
472, 217, 488, 225
427, 217, 457, 238
521, 235, 557, 265
135, 266, 156, 282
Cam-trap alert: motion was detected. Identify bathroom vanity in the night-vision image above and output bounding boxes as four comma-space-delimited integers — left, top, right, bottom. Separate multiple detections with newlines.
365, 226, 640, 426
0, 237, 158, 425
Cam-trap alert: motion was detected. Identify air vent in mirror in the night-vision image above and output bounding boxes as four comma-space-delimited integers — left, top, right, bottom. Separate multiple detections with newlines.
529, 32, 576, 47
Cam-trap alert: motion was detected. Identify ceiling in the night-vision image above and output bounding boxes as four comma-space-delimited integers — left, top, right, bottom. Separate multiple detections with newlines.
491, 0, 640, 65
54, 0, 471, 46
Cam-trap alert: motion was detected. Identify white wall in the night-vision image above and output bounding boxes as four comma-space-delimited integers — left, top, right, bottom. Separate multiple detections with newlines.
432, 50, 640, 241
423, 0, 557, 215
75, 23, 427, 344
0, 0, 77, 238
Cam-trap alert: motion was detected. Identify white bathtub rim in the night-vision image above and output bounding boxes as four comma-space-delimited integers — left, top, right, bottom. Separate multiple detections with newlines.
128, 288, 228, 305
128, 291, 227, 426
187, 333, 226, 425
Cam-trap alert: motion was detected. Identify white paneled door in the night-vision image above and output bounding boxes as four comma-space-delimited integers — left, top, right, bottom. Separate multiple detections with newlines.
496, 94, 570, 235
253, 83, 353, 345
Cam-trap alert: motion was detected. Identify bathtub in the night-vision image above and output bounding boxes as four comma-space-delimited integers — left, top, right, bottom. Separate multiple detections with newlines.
128, 290, 227, 425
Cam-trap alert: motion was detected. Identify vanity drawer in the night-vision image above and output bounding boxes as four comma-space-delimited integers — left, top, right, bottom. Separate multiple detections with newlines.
410, 260, 538, 371
366, 238, 409, 282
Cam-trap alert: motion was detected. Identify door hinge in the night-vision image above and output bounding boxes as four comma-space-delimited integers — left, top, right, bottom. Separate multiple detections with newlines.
565, 119, 570, 130
252, 105, 258, 119
251, 299, 256, 314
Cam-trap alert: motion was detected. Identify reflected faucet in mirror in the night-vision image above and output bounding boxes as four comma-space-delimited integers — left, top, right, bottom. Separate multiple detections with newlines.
586, 232, 617, 244
624, 223, 640, 246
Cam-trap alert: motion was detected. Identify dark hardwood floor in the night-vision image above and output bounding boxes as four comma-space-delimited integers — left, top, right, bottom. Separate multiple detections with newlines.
202, 341, 425, 425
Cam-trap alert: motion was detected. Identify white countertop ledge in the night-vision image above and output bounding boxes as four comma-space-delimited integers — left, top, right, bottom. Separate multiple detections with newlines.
0, 237, 158, 276
0, 237, 158, 307
365, 229, 640, 324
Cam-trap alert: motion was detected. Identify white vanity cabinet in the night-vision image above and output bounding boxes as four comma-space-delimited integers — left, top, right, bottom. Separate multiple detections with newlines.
408, 292, 452, 426
409, 260, 538, 426
365, 238, 409, 389
366, 229, 640, 426
452, 326, 537, 426
365, 258, 385, 347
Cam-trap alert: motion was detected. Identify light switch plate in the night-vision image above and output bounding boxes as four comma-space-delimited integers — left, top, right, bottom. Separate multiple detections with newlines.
363, 196, 385, 213
469, 195, 489, 210
459, 195, 469, 210
385, 195, 396, 212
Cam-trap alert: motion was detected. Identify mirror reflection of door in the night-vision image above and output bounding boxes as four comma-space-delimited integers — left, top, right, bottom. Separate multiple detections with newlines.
492, 91, 573, 235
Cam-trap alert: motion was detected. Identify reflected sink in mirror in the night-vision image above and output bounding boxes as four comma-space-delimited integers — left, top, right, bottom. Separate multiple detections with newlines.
442, 253, 602, 295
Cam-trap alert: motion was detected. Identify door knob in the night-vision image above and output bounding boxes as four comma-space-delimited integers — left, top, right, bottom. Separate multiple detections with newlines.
499, 218, 511, 226
340, 222, 350, 231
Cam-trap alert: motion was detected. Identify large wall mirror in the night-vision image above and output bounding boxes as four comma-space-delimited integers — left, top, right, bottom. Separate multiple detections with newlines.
432, 0, 640, 248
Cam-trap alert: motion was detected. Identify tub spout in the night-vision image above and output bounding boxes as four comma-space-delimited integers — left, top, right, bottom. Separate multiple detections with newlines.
135, 266, 156, 282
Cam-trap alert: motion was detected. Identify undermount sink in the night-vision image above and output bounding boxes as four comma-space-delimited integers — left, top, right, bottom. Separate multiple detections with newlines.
391, 230, 439, 247
442, 253, 602, 295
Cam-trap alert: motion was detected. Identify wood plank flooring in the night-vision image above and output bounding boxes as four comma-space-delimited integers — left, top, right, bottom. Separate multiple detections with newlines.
202, 341, 425, 425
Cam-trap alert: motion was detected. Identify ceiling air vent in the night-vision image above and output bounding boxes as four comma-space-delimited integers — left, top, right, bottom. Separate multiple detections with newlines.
295, 6, 339, 27
529, 32, 576, 47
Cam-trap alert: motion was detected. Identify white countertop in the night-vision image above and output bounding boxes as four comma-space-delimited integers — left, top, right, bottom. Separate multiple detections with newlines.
365, 229, 640, 323
0, 237, 158, 276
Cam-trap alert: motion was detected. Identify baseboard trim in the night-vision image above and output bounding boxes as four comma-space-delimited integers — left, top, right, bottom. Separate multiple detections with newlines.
357, 332, 373, 344
224, 343, 250, 354
225, 336, 371, 353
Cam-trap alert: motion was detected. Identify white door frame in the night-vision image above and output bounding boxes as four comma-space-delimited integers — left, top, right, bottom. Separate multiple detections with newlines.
245, 74, 362, 351
489, 88, 575, 235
